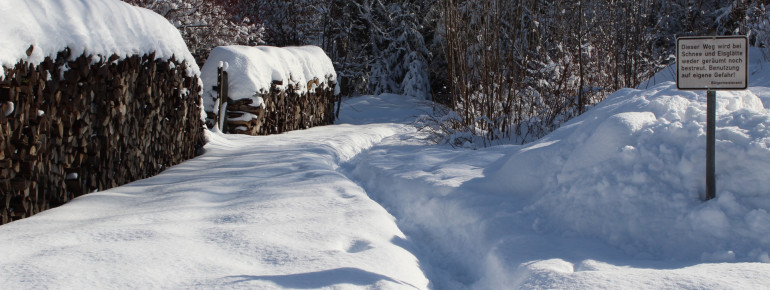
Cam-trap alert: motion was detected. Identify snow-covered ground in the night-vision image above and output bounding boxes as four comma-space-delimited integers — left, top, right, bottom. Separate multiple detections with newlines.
0, 102, 429, 288
3, 41, 770, 288
341, 49, 770, 288
5, 0, 767, 288
342, 90, 770, 288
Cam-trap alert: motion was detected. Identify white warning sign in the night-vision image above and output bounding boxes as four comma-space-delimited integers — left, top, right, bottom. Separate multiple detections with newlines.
676, 36, 748, 90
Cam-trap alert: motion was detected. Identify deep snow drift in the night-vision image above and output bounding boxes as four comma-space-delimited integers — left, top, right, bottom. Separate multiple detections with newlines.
493, 82, 770, 262
344, 49, 770, 288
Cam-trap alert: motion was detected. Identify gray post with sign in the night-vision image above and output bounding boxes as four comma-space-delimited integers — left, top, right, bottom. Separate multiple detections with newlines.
706, 90, 716, 200
676, 36, 748, 200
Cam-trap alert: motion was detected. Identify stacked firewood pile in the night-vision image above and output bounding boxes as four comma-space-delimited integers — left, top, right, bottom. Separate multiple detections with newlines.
0, 47, 206, 224
216, 78, 337, 135
201, 45, 338, 136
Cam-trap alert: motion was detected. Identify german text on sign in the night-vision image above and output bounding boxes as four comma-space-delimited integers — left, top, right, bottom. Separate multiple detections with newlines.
676, 36, 748, 90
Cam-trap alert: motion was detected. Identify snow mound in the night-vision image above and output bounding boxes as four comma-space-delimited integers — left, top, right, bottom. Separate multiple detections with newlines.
493, 78, 770, 261
200, 45, 336, 113
0, 0, 199, 76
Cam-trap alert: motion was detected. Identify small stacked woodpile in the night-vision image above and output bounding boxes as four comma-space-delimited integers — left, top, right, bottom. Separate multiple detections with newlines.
0, 47, 206, 224
202, 46, 338, 135
214, 77, 337, 135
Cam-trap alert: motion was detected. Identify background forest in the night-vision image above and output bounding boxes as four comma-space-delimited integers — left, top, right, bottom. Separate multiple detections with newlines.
124, 0, 770, 145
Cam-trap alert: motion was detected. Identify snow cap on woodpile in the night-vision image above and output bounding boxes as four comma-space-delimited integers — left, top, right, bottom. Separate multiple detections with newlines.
200, 45, 337, 114
0, 0, 200, 77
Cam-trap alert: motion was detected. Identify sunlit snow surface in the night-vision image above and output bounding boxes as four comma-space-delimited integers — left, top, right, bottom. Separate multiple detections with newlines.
3, 43, 770, 288
0, 0, 199, 77
0, 117, 427, 288
346, 90, 770, 288
342, 52, 770, 288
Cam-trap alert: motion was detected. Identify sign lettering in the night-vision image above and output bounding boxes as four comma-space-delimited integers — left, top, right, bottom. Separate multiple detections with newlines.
676, 36, 748, 90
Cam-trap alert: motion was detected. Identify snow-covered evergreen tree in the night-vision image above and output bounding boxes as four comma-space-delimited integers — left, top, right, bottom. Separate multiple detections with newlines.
369, 1, 432, 99
746, 3, 770, 48
319, 0, 376, 96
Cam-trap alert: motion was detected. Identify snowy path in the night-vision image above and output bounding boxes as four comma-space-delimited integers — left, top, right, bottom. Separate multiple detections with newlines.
340, 87, 770, 288
344, 129, 770, 289
0, 95, 429, 288
2, 92, 770, 289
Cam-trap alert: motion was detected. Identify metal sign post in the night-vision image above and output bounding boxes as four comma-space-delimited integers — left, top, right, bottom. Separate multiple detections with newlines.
676, 36, 748, 201
706, 90, 716, 200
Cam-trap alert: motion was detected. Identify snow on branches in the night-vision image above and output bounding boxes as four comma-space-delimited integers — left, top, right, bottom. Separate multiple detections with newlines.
124, 0, 264, 65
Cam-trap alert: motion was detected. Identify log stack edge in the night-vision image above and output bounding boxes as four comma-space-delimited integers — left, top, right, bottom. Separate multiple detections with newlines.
0, 48, 207, 224
207, 77, 338, 135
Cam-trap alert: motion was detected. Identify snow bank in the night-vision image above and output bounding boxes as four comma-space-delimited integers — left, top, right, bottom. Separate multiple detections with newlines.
343, 49, 770, 288
493, 67, 770, 262
344, 91, 770, 287
200, 45, 337, 114
0, 0, 199, 76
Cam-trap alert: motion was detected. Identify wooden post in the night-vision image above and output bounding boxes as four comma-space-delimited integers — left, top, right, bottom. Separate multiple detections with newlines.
216, 66, 229, 133
215, 66, 222, 131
